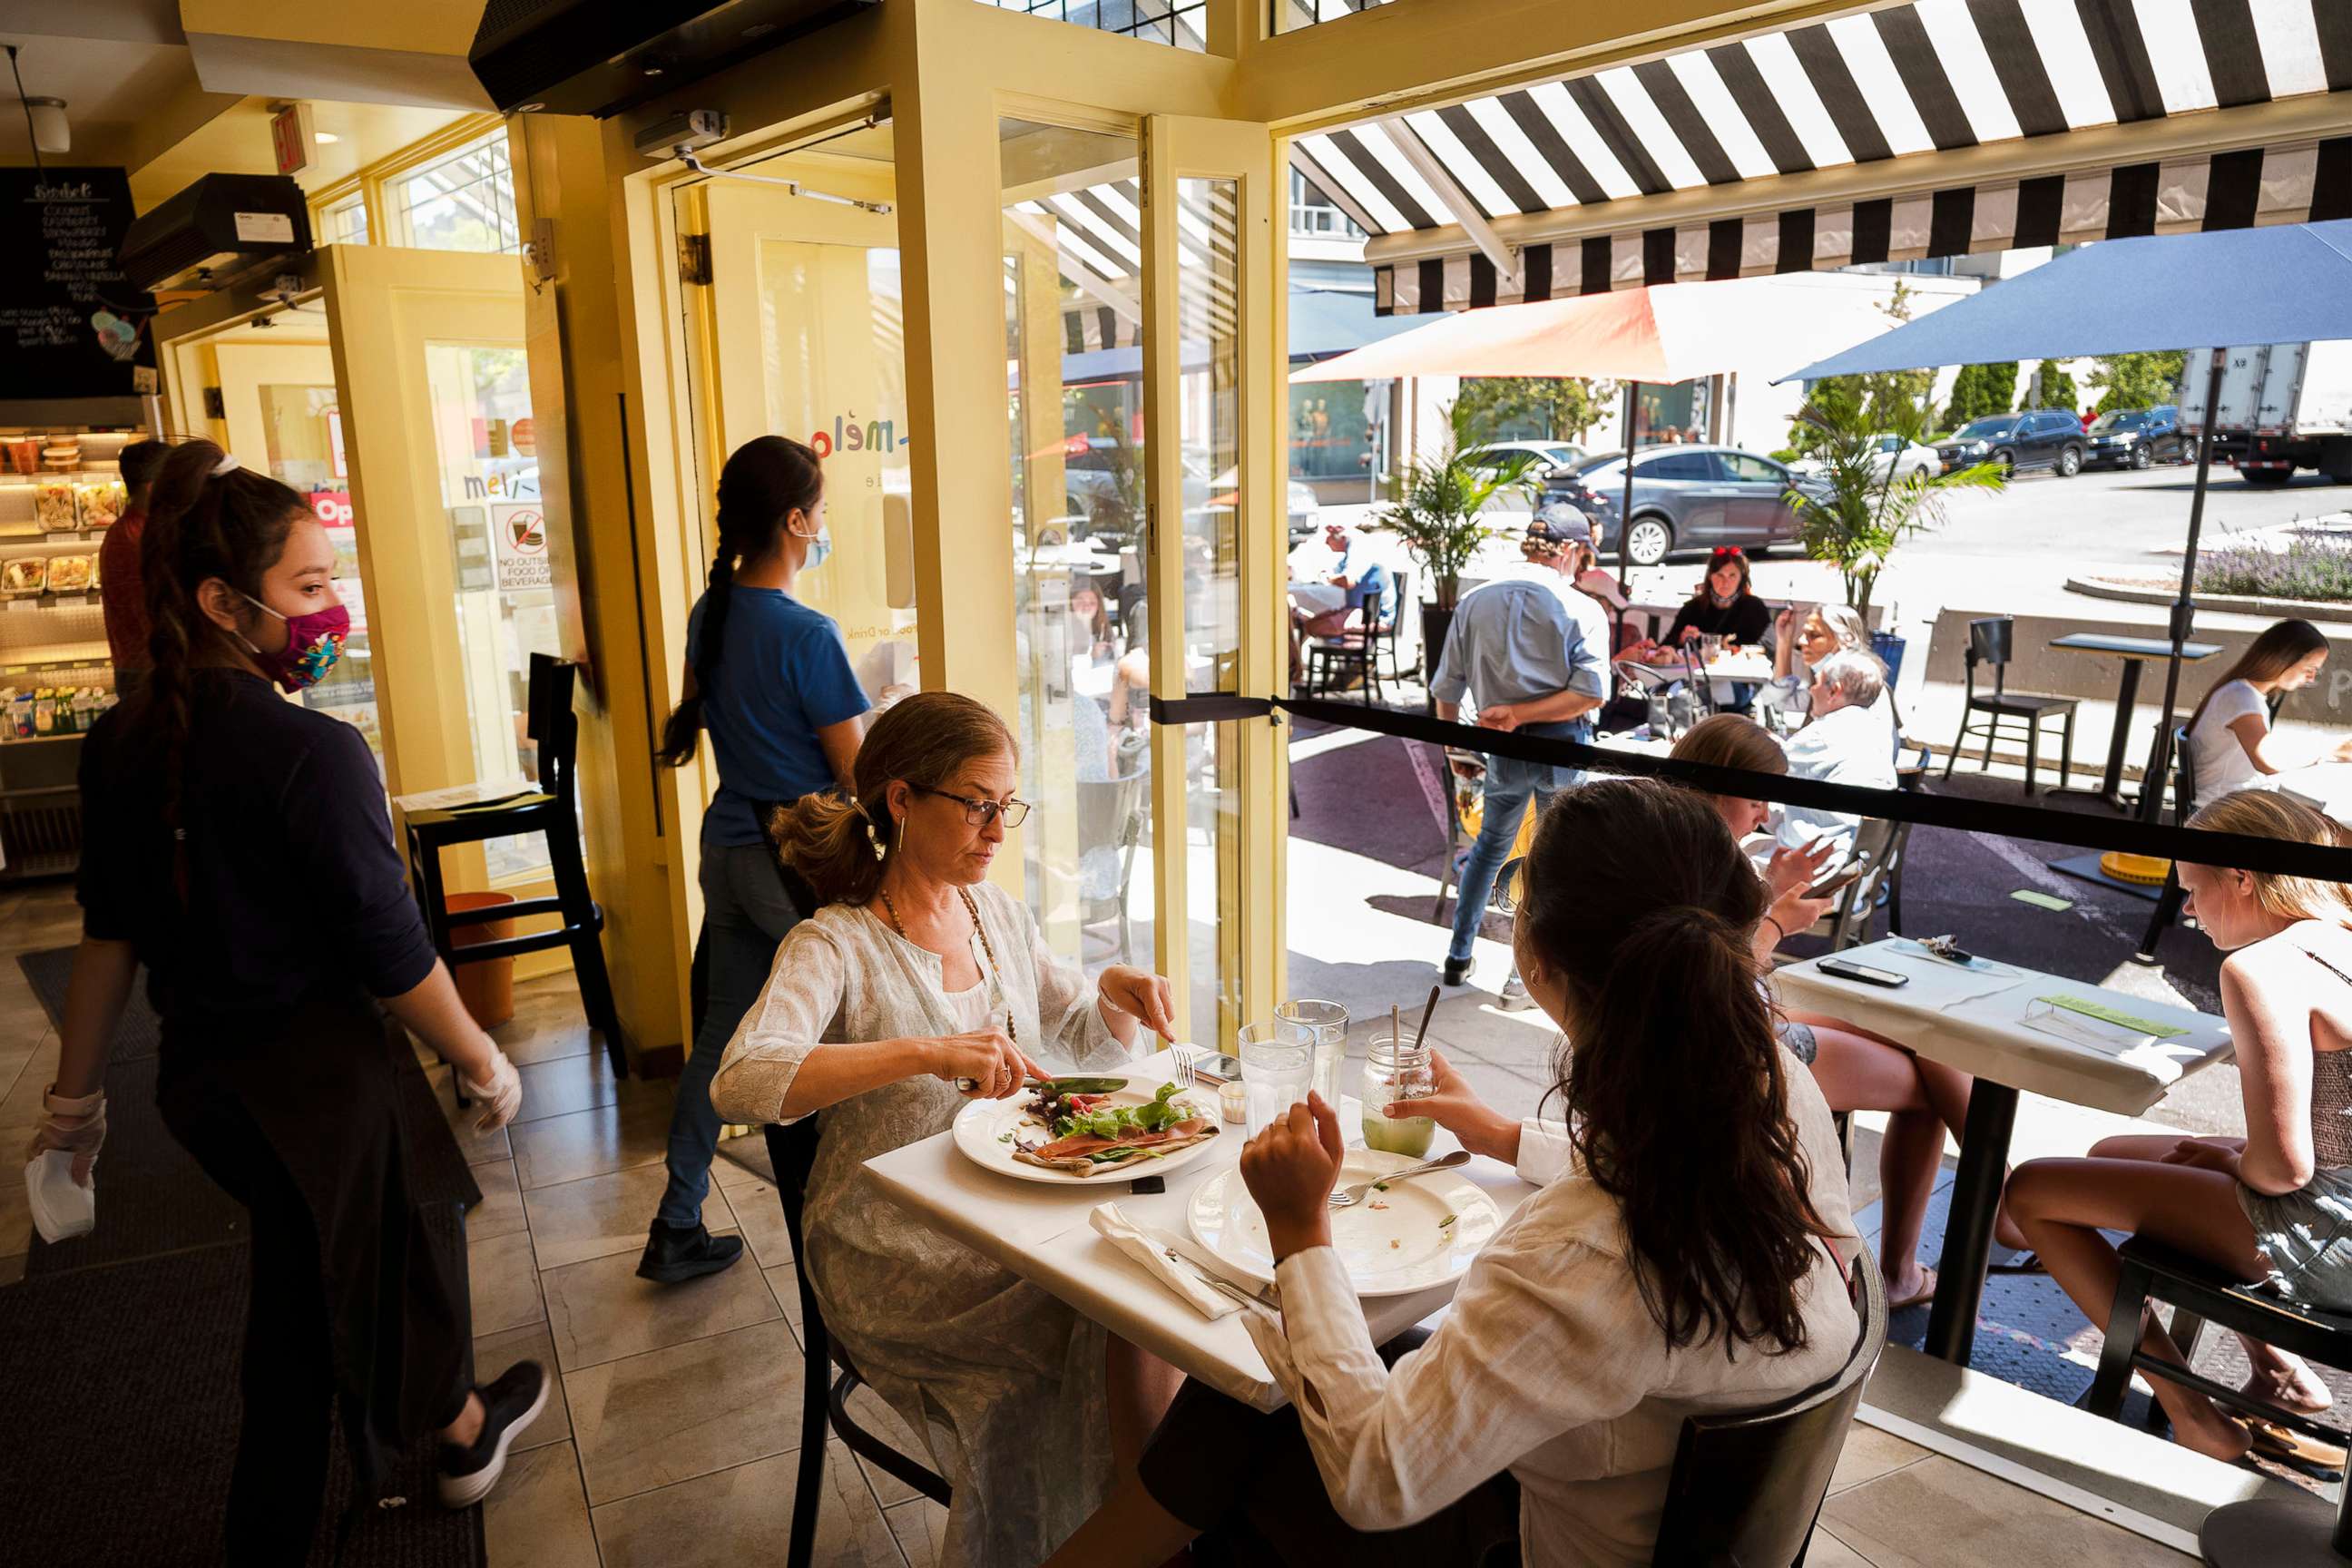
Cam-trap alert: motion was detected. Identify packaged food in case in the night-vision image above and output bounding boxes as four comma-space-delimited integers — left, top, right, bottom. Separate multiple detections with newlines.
74, 479, 126, 530
45, 554, 91, 593
2, 556, 46, 595
34, 480, 76, 531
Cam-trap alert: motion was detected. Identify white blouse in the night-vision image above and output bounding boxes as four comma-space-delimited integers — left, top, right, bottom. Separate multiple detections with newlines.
1242, 1051, 1860, 1567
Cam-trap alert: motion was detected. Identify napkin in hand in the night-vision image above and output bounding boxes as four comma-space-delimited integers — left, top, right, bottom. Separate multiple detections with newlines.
25, 1150, 94, 1244
1092, 1201, 1236, 1320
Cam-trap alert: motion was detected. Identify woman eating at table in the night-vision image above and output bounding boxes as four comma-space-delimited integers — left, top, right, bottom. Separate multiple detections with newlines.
2183, 617, 2352, 800
1043, 778, 1861, 1568
1656, 545, 1772, 651
1671, 712, 2017, 1309
704, 691, 1180, 1567
2004, 790, 2352, 1463
1759, 602, 1880, 722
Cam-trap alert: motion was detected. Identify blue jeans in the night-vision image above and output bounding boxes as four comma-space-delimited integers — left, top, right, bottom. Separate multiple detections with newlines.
656, 840, 806, 1227
1446, 719, 1592, 967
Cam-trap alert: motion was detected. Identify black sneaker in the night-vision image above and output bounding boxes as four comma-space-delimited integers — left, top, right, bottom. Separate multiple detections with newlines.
636, 1220, 745, 1283
1442, 955, 1475, 987
436, 1361, 550, 1509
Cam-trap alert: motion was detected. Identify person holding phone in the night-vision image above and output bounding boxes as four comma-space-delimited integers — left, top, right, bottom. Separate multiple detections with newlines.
1671, 714, 2019, 1308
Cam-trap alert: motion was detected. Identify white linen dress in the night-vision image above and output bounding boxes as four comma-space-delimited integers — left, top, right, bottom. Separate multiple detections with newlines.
707, 879, 1134, 1567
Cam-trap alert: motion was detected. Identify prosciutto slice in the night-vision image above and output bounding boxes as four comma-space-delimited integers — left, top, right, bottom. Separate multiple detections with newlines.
1013, 1117, 1217, 1173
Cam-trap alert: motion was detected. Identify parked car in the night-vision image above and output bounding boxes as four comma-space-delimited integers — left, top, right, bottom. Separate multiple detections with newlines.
1934, 408, 2086, 476
2083, 405, 2195, 470
1786, 434, 1939, 485
1542, 445, 1825, 567
1057, 436, 1318, 544
1463, 439, 1587, 481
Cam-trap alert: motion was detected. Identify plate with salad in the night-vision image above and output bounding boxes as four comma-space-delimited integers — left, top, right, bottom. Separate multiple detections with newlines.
952, 1076, 1224, 1184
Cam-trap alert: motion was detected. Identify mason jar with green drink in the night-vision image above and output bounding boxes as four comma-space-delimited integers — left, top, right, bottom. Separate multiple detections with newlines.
1361, 1029, 1435, 1157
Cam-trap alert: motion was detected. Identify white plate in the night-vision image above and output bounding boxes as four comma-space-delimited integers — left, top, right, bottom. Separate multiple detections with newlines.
951, 1082, 1227, 1185
1186, 1150, 1504, 1297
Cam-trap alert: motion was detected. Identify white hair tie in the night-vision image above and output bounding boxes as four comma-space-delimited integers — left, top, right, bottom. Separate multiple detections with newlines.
211, 453, 240, 477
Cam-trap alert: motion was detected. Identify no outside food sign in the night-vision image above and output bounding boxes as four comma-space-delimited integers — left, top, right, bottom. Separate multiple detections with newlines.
491, 505, 551, 591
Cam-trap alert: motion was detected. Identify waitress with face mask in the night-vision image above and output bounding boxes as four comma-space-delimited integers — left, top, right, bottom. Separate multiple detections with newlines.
37, 441, 543, 1557
639, 436, 870, 1281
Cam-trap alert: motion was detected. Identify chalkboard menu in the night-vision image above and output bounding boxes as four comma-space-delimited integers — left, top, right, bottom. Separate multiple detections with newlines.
0, 167, 156, 400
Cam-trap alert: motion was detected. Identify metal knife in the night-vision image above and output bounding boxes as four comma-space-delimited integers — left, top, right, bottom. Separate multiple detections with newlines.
1133, 1216, 1281, 1310
955, 1073, 1132, 1093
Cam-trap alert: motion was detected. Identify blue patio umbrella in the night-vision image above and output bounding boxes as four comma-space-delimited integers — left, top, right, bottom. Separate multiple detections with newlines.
1780, 221, 2352, 819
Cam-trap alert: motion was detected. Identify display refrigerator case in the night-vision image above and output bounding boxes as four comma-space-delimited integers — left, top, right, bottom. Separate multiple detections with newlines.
0, 426, 139, 880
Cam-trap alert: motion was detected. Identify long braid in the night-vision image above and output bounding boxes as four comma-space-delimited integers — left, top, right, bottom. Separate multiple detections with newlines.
656, 436, 825, 768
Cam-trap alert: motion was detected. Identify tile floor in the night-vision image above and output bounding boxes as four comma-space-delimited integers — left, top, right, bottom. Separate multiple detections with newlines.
0, 881, 2198, 1565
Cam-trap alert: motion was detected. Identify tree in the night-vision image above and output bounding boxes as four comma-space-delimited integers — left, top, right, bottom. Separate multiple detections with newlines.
2091, 351, 2186, 412
2024, 358, 2079, 411
1787, 394, 2005, 612
1943, 361, 2018, 428
1370, 401, 1547, 609
1454, 377, 1616, 445
1788, 283, 1936, 454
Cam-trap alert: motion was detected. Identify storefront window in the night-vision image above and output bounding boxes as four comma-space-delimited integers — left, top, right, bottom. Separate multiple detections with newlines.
1289, 376, 1376, 480
1001, 119, 1153, 978
1632, 377, 1710, 447
425, 345, 559, 877
392, 130, 521, 255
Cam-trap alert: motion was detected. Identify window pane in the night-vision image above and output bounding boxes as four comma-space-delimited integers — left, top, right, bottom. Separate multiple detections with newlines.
1641, 452, 1714, 480
396, 132, 521, 255
1720, 453, 1782, 484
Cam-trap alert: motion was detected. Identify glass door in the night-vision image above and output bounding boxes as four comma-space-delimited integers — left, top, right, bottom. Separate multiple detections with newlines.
318, 243, 563, 899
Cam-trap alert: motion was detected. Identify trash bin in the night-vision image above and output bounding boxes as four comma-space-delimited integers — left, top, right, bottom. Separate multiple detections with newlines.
446, 891, 518, 1031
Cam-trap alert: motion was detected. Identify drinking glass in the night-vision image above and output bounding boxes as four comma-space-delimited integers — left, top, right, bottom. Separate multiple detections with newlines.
1275, 998, 1348, 1106
1361, 1028, 1436, 1157
1236, 1019, 1315, 1138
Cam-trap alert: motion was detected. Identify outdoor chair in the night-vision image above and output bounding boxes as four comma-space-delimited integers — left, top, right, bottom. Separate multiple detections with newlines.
1792, 813, 1909, 950
762, 1119, 951, 1568
1434, 746, 1485, 922
1076, 771, 1147, 965
2086, 1234, 2352, 1562
1945, 617, 2078, 795
1307, 613, 1399, 703
1650, 1247, 1886, 1565
2135, 727, 2197, 961
402, 653, 626, 1081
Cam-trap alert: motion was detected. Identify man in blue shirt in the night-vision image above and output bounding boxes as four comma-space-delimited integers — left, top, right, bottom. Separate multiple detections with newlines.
1289, 521, 1396, 687
1432, 518, 1608, 990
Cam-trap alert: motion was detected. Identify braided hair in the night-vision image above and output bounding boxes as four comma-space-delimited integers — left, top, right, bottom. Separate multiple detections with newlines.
657, 436, 825, 767
137, 440, 310, 885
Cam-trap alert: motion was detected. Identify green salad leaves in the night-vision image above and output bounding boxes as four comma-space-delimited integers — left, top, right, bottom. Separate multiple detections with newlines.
1051, 1082, 1191, 1141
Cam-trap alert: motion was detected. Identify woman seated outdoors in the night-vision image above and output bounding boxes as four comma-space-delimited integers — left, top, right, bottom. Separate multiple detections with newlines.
1045, 778, 1861, 1568
1626, 546, 1772, 662
1773, 651, 1898, 870
705, 691, 1181, 1566
2184, 618, 2352, 800
1672, 712, 2017, 1308
2005, 790, 2352, 1462
1759, 603, 1886, 725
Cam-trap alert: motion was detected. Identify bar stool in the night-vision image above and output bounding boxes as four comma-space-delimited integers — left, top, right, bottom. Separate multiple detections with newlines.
403, 653, 627, 1081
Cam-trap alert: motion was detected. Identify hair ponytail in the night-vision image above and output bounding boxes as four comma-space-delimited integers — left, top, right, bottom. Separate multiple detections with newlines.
769, 691, 1014, 906
659, 436, 826, 767
136, 439, 309, 889
1518, 778, 1829, 1357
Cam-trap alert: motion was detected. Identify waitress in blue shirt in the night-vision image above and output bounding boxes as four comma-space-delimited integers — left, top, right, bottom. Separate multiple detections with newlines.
642, 436, 869, 1281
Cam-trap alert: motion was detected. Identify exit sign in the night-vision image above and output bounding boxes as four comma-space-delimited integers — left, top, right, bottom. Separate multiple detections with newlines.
270, 103, 314, 176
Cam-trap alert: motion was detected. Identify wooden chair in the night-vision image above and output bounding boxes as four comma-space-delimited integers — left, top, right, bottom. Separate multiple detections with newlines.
762, 1119, 951, 1568
403, 654, 625, 1080
2136, 727, 2197, 960
2087, 1235, 2352, 1562
1650, 1247, 1887, 1564
1943, 617, 2078, 795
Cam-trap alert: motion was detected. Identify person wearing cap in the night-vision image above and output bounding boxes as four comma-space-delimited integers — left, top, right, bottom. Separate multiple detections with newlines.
1429, 524, 1607, 993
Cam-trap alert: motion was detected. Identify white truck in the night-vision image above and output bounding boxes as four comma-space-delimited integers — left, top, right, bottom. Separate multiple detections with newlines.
2180, 341, 2352, 486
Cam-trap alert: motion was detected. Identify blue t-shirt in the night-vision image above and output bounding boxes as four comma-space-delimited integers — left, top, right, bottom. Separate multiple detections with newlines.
688, 587, 870, 847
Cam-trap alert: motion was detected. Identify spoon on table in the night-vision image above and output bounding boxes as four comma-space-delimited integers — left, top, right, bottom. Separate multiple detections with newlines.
1328, 1148, 1472, 1210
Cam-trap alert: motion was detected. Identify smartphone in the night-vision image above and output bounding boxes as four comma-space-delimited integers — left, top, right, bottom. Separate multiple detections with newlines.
1804, 863, 1867, 900
1818, 957, 1908, 988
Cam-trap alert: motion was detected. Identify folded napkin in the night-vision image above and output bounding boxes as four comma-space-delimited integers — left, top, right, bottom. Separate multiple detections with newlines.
1093, 1201, 1237, 1320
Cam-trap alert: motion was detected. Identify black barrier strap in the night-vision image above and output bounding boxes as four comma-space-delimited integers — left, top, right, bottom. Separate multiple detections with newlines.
1149, 691, 2352, 882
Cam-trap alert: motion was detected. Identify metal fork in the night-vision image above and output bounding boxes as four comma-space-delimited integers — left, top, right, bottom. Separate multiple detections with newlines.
1328, 1149, 1472, 1209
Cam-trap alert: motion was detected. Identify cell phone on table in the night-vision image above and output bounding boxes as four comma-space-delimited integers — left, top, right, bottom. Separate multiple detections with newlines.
1818, 957, 1908, 988
1804, 862, 1867, 900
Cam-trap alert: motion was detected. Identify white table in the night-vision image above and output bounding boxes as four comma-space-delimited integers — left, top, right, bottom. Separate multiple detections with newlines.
2274, 762, 2352, 825
863, 1053, 1541, 1412
1773, 936, 2233, 1365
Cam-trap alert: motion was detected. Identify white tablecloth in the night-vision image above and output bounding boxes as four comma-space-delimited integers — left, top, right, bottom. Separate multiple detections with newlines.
2273, 762, 2352, 824
861, 1053, 1541, 1412
1770, 937, 2233, 1117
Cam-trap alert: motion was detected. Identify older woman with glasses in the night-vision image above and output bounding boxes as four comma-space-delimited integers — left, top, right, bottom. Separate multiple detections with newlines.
708, 691, 1179, 1568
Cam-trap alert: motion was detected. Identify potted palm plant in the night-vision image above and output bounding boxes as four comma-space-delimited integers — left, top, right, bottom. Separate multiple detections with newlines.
1786, 397, 2004, 617
1372, 401, 1547, 671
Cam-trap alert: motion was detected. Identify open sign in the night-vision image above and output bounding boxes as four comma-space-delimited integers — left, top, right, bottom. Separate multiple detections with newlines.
312, 491, 354, 527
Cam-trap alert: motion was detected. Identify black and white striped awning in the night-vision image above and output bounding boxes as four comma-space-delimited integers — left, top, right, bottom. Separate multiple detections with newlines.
1010, 176, 1237, 354
1289, 0, 2352, 313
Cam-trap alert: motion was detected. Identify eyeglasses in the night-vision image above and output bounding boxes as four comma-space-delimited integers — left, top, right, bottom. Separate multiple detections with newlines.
911, 784, 1032, 829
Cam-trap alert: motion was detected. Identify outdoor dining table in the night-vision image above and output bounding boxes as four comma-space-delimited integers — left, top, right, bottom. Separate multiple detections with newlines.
2045, 632, 2222, 813
862, 1050, 1543, 1412
2275, 761, 2352, 826
1772, 936, 2233, 1367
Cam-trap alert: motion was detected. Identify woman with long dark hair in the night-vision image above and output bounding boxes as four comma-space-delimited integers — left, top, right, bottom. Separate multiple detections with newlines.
28, 441, 544, 1559
1662, 545, 1772, 648
2184, 618, 2349, 799
1043, 779, 1860, 1566
707, 691, 1179, 1566
640, 435, 869, 1282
